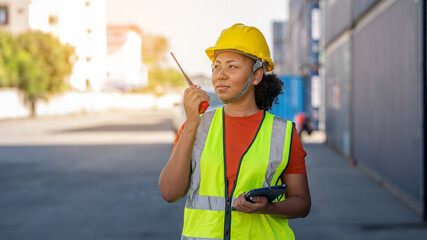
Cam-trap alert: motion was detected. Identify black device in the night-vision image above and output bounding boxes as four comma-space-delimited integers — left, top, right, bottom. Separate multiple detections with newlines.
244, 184, 287, 203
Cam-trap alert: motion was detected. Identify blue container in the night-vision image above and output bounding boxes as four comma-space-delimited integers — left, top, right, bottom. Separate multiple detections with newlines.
269, 75, 305, 122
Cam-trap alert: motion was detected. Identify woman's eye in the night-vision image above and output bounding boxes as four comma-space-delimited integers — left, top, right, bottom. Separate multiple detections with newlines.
212, 65, 220, 71
229, 65, 237, 69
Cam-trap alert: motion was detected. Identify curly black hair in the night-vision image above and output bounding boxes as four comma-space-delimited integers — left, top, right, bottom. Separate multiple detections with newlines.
254, 73, 283, 111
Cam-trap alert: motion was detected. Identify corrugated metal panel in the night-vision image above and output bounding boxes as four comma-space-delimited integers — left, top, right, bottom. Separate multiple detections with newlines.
423, 0, 426, 219
273, 22, 286, 74
325, 0, 352, 45
352, 0, 423, 207
290, 0, 304, 22
325, 34, 351, 157
298, 7, 310, 73
270, 75, 305, 121
352, 0, 380, 22
286, 0, 311, 75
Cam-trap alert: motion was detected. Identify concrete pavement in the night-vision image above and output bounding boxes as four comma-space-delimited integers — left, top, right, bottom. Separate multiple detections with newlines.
291, 136, 427, 240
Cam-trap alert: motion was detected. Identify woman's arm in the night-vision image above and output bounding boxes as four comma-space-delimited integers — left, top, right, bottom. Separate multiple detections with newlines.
159, 121, 198, 202
158, 86, 210, 202
263, 173, 311, 218
233, 173, 311, 218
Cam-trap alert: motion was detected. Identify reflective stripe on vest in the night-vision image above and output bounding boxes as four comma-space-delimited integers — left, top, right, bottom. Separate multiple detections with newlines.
181, 108, 294, 240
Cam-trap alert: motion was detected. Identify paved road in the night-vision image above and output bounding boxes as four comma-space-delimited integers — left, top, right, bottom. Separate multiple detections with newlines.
0, 110, 185, 240
2, 110, 427, 240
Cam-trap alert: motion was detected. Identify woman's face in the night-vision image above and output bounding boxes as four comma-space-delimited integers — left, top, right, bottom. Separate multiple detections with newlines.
211, 51, 255, 102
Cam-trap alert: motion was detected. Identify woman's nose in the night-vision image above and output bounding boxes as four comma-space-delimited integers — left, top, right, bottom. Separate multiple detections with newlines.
217, 68, 227, 79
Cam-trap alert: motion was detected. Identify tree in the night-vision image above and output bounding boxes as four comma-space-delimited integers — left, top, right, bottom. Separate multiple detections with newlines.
16, 30, 76, 116
138, 34, 189, 94
15, 48, 50, 114
17, 30, 75, 94
141, 34, 169, 67
0, 30, 20, 88
1, 30, 76, 116
150, 67, 187, 91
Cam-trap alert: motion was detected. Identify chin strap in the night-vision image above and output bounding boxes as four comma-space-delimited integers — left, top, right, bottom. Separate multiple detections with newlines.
221, 61, 264, 104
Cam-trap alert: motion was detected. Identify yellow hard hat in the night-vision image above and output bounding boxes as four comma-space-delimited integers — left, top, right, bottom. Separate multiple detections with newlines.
205, 23, 274, 72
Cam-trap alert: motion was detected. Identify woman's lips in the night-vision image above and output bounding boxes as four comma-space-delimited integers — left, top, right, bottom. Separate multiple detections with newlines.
216, 85, 229, 91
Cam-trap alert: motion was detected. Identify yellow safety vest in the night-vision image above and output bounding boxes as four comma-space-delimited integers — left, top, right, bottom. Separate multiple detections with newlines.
181, 108, 294, 240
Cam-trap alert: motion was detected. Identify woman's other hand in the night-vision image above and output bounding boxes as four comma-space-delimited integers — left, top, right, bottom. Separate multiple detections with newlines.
233, 193, 271, 214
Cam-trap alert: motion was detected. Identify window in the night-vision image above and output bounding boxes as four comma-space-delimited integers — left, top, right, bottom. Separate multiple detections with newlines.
17, 8, 24, 14
0, 6, 8, 25
49, 15, 58, 25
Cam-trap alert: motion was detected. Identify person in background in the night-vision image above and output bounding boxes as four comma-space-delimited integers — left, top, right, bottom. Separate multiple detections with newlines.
294, 112, 313, 136
159, 23, 311, 240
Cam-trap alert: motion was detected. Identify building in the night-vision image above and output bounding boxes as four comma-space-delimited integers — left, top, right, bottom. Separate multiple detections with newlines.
0, 0, 107, 91
106, 25, 148, 91
0, 0, 31, 34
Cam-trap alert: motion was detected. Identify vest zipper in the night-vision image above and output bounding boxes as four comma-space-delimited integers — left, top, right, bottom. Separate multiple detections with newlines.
224, 179, 232, 240
223, 108, 231, 240
223, 109, 266, 240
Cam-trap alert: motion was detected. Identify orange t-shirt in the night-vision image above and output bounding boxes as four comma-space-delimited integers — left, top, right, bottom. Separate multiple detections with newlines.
172, 110, 307, 196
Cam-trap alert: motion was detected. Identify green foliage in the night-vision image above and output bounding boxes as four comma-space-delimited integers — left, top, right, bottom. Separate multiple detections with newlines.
0, 30, 75, 100
0, 30, 20, 87
141, 34, 169, 66
16, 30, 75, 96
15, 49, 49, 99
137, 34, 188, 94
0, 54, 7, 86
0, 30, 75, 116
148, 68, 187, 88
133, 68, 187, 95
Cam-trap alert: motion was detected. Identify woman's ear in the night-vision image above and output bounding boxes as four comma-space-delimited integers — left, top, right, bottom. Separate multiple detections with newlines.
253, 68, 264, 85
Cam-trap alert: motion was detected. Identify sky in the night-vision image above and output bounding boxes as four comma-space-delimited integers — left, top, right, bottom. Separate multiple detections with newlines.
106, 0, 288, 77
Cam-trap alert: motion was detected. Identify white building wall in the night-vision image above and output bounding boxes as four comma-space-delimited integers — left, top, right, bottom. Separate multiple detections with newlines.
55, 0, 107, 91
3, 0, 107, 92
0, 0, 31, 34
107, 51, 125, 82
106, 30, 148, 89
123, 31, 142, 85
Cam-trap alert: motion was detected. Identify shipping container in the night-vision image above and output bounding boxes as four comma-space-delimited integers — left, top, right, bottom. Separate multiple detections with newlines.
423, 0, 427, 219
286, 0, 321, 130
325, 33, 351, 157
324, 0, 352, 46
270, 75, 305, 122
307, 2, 321, 130
352, 0, 424, 212
286, 0, 310, 74
273, 22, 287, 74
352, 0, 380, 22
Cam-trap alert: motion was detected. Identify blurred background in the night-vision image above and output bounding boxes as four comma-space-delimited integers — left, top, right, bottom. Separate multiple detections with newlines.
1, 0, 426, 239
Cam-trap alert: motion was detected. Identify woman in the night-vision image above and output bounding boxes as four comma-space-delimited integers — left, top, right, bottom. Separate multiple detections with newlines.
159, 23, 311, 240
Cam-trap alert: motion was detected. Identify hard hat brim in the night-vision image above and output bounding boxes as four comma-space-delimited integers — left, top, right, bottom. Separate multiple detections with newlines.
205, 45, 274, 72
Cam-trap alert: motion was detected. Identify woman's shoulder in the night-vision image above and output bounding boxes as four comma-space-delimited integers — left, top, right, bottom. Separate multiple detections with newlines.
199, 108, 219, 123
266, 111, 295, 126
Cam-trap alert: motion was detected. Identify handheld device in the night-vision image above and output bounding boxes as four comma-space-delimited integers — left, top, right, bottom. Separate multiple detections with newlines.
244, 184, 287, 203
170, 52, 209, 114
